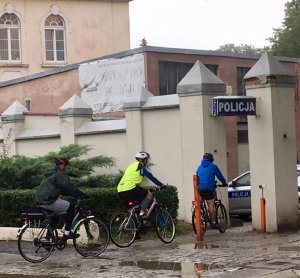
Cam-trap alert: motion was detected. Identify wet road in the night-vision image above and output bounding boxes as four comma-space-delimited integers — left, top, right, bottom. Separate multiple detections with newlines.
1, 223, 300, 277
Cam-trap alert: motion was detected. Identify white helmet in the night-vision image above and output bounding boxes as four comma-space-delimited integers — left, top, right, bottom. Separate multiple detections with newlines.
135, 151, 150, 161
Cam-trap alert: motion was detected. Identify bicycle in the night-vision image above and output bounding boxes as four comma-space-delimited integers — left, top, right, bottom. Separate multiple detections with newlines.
17, 199, 109, 263
109, 187, 176, 248
192, 185, 228, 235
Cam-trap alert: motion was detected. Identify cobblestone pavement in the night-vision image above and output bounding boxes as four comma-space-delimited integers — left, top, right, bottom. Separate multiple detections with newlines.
2, 222, 300, 277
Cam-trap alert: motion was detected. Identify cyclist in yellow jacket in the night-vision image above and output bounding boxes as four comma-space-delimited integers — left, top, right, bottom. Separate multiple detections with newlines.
117, 151, 164, 218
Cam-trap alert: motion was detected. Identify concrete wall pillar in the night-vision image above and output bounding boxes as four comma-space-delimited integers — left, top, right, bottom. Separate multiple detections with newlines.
58, 94, 93, 146
177, 60, 228, 222
1, 101, 27, 156
123, 86, 153, 162
124, 110, 144, 159
245, 52, 298, 232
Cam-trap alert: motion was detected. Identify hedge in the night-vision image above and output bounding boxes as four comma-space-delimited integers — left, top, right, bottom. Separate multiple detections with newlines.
0, 186, 179, 227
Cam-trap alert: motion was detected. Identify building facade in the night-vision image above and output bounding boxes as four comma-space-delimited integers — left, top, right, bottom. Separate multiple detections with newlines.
1, 46, 300, 180
0, 0, 130, 81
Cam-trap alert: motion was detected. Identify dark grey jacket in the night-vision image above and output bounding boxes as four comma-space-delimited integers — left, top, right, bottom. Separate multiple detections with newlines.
35, 168, 85, 205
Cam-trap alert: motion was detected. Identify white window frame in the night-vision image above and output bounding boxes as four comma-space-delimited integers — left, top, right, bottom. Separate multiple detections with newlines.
44, 14, 66, 63
0, 13, 21, 62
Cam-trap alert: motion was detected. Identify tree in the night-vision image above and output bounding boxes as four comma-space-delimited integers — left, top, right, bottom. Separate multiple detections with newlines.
217, 43, 269, 55
139, 37, 148, 47
0, 144, 119, 189
269, 0, 300, 57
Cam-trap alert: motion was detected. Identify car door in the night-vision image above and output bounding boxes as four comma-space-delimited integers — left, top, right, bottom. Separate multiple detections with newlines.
228, 172, 251, 215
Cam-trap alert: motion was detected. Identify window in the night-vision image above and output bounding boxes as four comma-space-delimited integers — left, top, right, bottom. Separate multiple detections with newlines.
237, 67, 251, 96
0, 13, 21, 61
45, 15, 65, 62
159, 61, 218, 95
235, 172, 251, 187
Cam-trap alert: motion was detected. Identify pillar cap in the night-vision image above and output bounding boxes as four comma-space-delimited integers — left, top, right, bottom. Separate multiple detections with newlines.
59, 94, 93, 117
1, 100, 28, 122
177, 60, 226, 96
244, 52, 296, 87
123, 86, 154, 110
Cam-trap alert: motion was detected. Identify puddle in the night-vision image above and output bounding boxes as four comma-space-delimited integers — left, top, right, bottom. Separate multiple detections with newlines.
119, 260, 221, 273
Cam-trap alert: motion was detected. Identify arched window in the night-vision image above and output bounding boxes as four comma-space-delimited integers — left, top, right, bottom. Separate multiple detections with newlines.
0, 13, 21, 61
45, 15, 65, 62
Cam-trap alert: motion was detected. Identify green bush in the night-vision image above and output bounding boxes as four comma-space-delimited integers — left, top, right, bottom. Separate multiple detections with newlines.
0, 186, 179, 227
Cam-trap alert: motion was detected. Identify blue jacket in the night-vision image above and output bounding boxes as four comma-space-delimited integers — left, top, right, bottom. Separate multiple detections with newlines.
196, 159, 227, 191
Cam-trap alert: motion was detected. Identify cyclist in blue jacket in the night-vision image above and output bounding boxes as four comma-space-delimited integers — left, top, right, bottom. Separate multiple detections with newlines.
196, 153, 227, 228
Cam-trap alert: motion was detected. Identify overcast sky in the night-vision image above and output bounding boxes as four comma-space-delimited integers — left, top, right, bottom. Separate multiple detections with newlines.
129, 0, 287, 51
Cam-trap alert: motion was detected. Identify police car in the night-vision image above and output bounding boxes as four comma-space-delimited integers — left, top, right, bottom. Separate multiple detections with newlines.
228, 165, 300, 219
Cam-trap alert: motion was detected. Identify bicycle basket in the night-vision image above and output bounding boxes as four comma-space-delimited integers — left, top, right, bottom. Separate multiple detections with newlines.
19, 205, 45, 221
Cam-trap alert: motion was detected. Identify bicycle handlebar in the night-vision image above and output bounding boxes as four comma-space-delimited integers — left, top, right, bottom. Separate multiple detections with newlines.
150, 184, 168, 193
216, 183, 228, 188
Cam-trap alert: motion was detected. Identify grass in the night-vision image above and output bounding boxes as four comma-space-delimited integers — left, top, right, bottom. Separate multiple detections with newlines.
139, 220, 194, 240
175, 220, 194, 235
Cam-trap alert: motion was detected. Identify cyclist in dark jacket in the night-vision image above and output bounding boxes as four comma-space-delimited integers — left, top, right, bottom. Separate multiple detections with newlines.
196, 153, 227, 228
35, 157, 86, 240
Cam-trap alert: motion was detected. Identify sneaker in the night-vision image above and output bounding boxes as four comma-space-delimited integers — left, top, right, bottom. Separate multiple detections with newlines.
62, 232, 80, 240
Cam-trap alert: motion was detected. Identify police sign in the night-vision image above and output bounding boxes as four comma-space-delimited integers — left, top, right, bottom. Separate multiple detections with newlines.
212, 96, 256, 116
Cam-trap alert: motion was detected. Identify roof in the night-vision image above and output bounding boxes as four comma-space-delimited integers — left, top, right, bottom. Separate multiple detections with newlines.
0, 46, 299, 88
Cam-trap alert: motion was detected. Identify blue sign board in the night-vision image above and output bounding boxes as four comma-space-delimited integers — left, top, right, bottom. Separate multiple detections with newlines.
212, 97, 256, 116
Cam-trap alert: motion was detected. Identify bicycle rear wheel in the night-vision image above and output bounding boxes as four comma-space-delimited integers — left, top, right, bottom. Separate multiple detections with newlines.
155, 208, 175, 243
216, 203, 228, 233
18, 220, 55, 263
109, 211, 137, 248
192, 209, 207, 235
73, 218, 109, 257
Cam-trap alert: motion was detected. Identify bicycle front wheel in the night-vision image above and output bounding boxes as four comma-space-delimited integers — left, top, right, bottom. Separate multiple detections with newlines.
109, 211, 137, 248
216, 203, 228, 233
73, 218, 109, 257
155, 208, 175, 243
18, 221, 55, 263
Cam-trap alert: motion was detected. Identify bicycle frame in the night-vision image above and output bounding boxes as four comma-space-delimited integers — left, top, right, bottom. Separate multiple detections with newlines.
110, 187, 175, 247
146, 196, 158, 217
18, 199, 110, 263
17, 200, 95, 240
201, 191, 223, 223
192, 185, 228, 235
